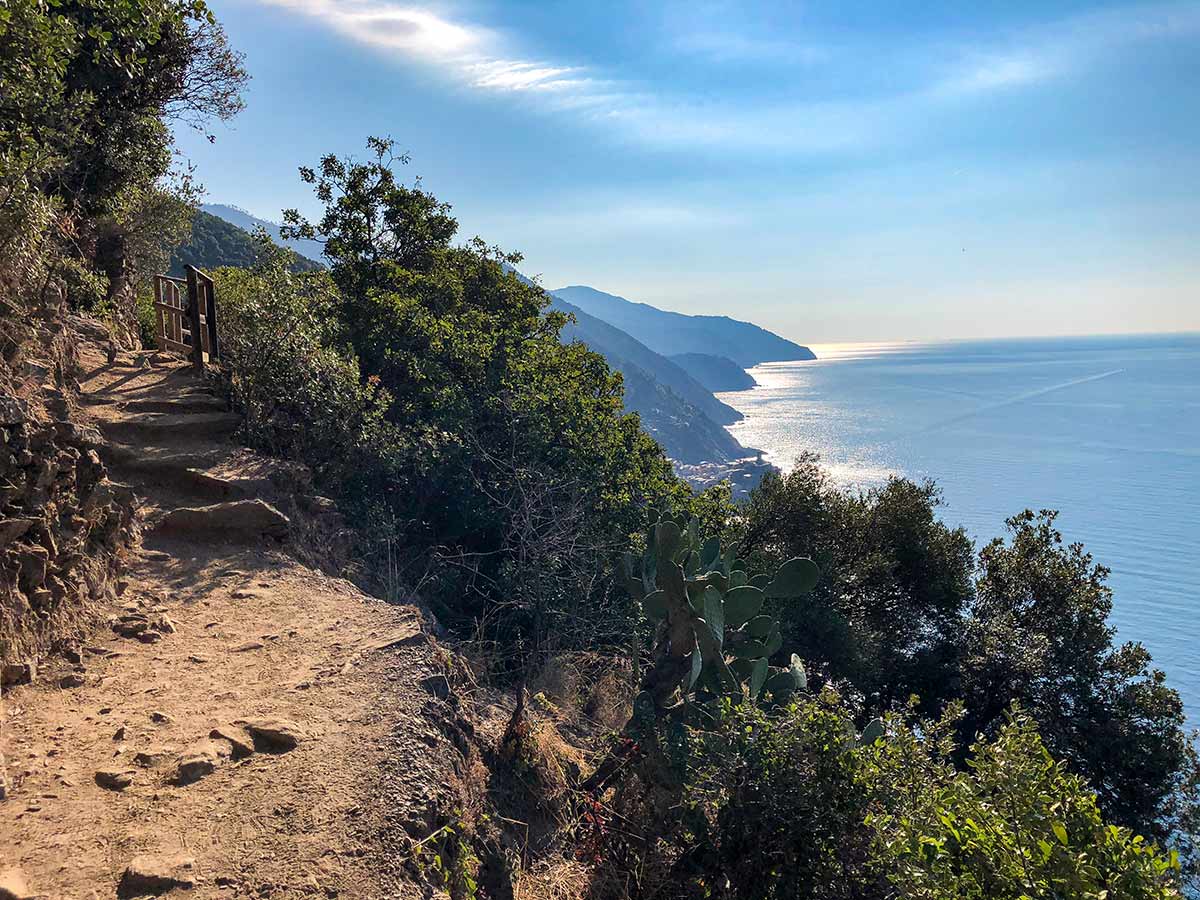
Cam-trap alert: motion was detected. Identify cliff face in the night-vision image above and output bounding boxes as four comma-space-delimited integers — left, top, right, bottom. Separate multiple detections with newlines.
670, 353, 758, 392
0, 303, 136, 672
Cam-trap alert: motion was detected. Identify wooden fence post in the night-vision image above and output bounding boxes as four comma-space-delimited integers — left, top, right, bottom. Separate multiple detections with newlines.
201, 269, 219, 362
185, 265, 205, 375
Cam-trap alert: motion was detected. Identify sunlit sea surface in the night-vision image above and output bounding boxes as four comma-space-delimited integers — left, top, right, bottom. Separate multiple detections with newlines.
718, 333, 1200, 720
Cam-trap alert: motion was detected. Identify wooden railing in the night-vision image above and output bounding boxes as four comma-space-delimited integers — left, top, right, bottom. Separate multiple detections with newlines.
153, 264, 218, 374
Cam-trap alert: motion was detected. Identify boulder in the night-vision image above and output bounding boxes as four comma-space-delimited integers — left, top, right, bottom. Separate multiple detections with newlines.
0, 517, 37, 548
174, 741, 230, 785
236, 718, 305, 752
134, 747, 175, 769
118, 854, 197, 897
1, 660, 36, 687
17, 544, 49, 587
209, 726, 255, 760
95, 768, 136, 791
154, 499, 290, 541
112, 619, 148, 639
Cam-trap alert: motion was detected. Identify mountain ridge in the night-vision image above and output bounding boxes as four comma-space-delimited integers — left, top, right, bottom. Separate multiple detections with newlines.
550, 295, 750, 464
551, 284, 815, 367
200, 203, 328, 263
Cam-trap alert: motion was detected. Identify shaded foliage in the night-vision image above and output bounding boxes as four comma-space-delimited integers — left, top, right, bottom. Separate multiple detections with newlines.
961, 510, 1200, 851
596, 693, 1182, 900
740, 453, 974, 713
0, 0, 247, 324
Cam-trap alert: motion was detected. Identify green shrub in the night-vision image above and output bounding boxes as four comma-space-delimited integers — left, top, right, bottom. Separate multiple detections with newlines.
212, 240, 393, 489
598, 696, 1182, 900
865, 708, 1182, 900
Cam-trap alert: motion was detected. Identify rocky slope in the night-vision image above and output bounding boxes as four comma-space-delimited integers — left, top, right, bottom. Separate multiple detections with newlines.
1, 305, 137, 675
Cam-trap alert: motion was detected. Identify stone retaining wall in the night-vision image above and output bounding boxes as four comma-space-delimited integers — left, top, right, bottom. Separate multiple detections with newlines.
0, 312, 136, 675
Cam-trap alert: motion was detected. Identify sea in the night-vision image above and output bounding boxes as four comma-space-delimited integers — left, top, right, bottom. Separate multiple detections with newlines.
717, 333, 1200, 722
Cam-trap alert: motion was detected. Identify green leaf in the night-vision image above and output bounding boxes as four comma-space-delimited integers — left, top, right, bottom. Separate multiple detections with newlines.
731, 639, 768, 659
749, 657, 769, 698
699, 536, 721, 569
860, 717, 885, 745
641, 540, 657, 595
763, 626, 783, 657
1038, 839, 1053, 862
703, 586, 725, 647
788, 653, 807, 691
643, 589, 667, 621
745, 615, 774, 639
765, 668, 801, 699
729, 657, 756, 680
658, 561, 687, 612
1052, 821, 1068, 846
618, 551, 644, 600
724, 585, 764, 628
655, 520, 682, 564
687, 648, 703, 690
765, 557, 820, 598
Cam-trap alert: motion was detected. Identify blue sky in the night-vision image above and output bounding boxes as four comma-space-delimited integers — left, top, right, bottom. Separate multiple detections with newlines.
176, 0, 1200, 342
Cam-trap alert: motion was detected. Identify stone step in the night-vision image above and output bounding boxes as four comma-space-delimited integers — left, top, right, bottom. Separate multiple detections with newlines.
182, 468, 280, 503
152, 499, 290, 542
118, 395, 228, 415
97, 411, 241, 443
100, 442, 228, 479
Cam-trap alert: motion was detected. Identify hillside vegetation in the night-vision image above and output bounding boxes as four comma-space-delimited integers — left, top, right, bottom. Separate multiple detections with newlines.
168, 208, 322, 276
202, 202, 328, 262
3, 3, 1199, 898
198, 207, 759, 468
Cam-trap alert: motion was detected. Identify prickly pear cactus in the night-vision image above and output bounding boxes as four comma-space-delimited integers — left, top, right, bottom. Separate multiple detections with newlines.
617, 509, 819, 717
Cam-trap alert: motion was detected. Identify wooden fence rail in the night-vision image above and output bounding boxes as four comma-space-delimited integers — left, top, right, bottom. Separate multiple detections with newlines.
154, 264, 218, 374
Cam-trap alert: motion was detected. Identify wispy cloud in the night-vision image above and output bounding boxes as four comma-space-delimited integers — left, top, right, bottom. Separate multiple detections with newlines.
933, 1, 1200, 96
258, 0, 604, 98
257, 0, 1200, 152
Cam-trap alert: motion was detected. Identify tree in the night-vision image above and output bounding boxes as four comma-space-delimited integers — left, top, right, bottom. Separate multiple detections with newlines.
739, 454, 975, 714
593, 693, 1183, 900
280, 138, 686, 653
0, 0, 247, 311
961, 510, 1200, 848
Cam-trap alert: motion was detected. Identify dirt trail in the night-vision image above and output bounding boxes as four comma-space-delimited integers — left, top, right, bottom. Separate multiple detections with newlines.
1, 349, 470, 899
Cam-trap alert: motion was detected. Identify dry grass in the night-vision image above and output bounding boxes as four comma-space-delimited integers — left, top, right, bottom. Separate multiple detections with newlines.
529, 652, 634, 733
510, 859, 593, 900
